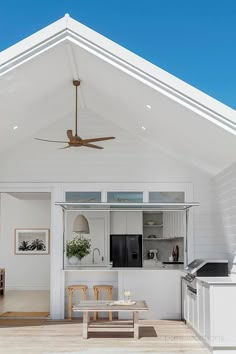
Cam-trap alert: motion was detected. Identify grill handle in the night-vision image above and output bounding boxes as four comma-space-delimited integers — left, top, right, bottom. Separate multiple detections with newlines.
187, 285, 197, 295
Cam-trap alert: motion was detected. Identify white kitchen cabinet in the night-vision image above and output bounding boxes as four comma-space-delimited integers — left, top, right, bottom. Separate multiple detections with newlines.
126, 212, 143, 234
110, 211, 142, 234
184, 278, 236, 352
203, 284, 210, 342
182, 278, 188, 321
110, 212, 126, 234
186, 288, 198, 329
163, 211, 185, 239
183, 281, 211, 342
197, 280, 205, 337
199, 281, 236, 348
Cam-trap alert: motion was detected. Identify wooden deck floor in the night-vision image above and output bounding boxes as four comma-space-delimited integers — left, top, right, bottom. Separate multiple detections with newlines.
0, 290, 49, 313
0, 318, 210, 354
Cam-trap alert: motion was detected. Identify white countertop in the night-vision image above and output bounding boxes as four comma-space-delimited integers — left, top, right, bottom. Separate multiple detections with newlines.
197, 276, 236, 285
64, 264, 184, 271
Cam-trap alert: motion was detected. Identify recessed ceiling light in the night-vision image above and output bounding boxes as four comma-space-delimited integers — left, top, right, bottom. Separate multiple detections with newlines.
13, 126, 18, 130
146, 104, 151, 109
141, 126, 146, 131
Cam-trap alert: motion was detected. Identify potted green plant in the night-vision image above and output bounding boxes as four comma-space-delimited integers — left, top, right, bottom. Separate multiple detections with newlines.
66, 235, 91, 265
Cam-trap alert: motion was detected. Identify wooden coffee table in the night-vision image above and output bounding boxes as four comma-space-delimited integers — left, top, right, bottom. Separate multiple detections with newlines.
73, 300, 148, 339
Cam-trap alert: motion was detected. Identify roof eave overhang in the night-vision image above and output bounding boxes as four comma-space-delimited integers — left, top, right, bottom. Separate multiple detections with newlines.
1, 14, 236, 135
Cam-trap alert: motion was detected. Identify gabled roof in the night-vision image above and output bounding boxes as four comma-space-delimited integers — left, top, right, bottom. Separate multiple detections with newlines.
0, 14, 236, 175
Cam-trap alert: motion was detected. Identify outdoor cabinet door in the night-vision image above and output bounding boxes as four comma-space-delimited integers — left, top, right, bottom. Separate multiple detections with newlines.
182, 278, 188, 321
187, 290, 193, 326
192, 291, 198, 331
197, 282, 205, 336
204, 286, 211, 343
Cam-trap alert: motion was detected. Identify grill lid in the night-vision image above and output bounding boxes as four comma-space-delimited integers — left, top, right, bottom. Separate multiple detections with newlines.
184, 259, 228, 276
185, 259, 205, 274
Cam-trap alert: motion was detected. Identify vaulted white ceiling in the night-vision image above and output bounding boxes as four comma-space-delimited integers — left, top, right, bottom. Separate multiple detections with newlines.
0, 15, 236, 175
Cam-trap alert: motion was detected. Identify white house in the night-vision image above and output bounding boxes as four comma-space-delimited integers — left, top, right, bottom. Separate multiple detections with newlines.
0, 14, 236, 353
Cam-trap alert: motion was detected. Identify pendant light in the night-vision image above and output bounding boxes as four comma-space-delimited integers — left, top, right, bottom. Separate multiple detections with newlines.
73, 214, 90, 234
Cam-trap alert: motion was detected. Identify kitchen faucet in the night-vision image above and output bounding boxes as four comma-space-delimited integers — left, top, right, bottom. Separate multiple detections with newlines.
92, 248, 100, 264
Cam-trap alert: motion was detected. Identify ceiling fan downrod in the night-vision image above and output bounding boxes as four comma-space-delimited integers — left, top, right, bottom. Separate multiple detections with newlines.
73, 80, 80, 137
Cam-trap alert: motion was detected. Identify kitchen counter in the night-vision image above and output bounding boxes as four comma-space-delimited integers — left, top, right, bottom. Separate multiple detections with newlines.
183, 274, 236, 351
196, 276, 236, 285
64, 265, 183, 320
64, 264, 184, 271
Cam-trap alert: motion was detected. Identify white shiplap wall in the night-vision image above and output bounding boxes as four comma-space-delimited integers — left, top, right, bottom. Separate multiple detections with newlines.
214, 162, 236, 273
191, 180, 223, 262
163, 211, 185, 238
1, 141, 230, 319
0, 133, 228, 266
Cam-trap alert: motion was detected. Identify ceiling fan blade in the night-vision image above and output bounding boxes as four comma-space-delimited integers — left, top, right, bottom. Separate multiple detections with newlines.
67, 130, 73, 139
82, 137, 115, 143
35, 138, 69, 143
83, 143, 104, 149
59, 145, 71, 149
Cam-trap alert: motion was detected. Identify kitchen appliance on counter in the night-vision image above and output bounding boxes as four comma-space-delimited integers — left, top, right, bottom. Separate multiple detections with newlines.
183, 259, 229, 295
147, 249, 158, 260
110, 234, 142, 267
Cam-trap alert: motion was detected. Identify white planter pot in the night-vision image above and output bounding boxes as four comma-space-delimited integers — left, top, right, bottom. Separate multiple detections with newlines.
68, 256, 81, 265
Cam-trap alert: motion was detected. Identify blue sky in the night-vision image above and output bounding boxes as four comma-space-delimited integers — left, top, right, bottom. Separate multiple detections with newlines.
0, 0, 236, 108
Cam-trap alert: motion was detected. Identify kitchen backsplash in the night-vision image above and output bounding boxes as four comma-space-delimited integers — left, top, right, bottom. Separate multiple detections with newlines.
143, 237, 184, 262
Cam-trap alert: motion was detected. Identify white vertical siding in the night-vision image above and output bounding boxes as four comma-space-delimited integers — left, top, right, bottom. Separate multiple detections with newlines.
214, 162, 236, 273
163, 211, 185, 238
0, 134, 227, 268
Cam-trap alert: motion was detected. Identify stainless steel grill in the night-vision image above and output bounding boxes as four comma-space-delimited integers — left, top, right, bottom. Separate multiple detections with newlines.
183, 259, 228, 295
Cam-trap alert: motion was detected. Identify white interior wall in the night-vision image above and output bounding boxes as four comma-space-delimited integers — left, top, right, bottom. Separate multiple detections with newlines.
214, 163, 236, 273
0, 193, 51, 290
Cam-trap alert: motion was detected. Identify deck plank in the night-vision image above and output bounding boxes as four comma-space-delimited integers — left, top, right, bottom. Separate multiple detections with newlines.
0, 318, 210, 354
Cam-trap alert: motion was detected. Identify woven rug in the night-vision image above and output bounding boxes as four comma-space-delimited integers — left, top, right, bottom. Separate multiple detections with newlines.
0, 311, 49, 317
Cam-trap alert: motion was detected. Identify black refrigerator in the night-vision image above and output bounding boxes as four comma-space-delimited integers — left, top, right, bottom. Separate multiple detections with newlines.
110, 234, 142, 267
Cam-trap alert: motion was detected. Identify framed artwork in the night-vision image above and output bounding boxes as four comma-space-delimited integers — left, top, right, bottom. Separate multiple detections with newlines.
15, 229, 50, 255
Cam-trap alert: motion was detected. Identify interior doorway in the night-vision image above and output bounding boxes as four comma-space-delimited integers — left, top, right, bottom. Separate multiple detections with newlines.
0, 192, 51, 318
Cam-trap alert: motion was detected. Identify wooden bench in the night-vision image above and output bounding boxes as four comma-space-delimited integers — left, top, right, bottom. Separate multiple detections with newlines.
73, 300, 148, 339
